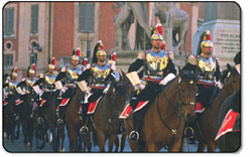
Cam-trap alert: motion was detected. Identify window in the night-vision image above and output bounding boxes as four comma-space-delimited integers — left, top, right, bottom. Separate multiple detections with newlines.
78, 3, 95, 32
60, 56, 71, 67
4, 7, 14, 35
31, 5, 39, 34
80, 40, 92, 58
30, 53, 37, 64
4, 54, 13, 67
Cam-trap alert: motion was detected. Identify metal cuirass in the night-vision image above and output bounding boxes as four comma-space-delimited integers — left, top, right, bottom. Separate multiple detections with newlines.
44, 72, 57, 90
144, 50, 169, 80
65, 65, 82, 84
197, 56, 216, 82
91, 63, 111, 87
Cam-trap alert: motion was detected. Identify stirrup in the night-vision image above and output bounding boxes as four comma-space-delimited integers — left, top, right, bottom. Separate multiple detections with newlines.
79, 126, 89, 134
129, 131, 139, 142
56, 119, 64, 126
37, 117, 44, 125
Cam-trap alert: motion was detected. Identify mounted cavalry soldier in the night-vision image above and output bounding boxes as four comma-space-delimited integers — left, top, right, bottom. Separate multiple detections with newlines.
15, 64, 37, 106
183, 30, 221, 114
120, 23, 177, 142
31, 57, 58, 120
56, 49, 84, 125
79, 40, 117, 134
3, 66, 19, 106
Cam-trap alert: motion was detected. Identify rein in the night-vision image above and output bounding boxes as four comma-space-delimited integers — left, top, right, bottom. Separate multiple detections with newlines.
156, 78, 184, 147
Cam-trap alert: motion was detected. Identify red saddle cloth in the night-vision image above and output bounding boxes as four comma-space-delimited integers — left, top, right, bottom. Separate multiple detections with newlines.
119, 100, 150, 119
15, 99, 23, 106
195, 102, 205, 113
59, 98, 70, 107
215, 109, 240, 141
39, 99, 47, 107
119, 104, 133, 119
87, 96, 103, 114
3, 100, 8, 106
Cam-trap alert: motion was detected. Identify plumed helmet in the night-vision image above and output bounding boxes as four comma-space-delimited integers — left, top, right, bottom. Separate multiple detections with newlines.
71, 48, 81, 61
27, 63, 36, 77
10, 66, 18, 79
151, 33, 163, 41
198, 30, 213, 55
48, 57, 56, 70
92, 40, 105, 63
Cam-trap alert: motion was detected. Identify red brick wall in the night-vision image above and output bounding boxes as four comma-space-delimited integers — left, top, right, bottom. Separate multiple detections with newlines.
52, 2, 74, 59
98, 2, 117, 54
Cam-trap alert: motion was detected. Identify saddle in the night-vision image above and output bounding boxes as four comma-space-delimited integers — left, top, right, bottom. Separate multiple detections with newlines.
215, 109, 240, 141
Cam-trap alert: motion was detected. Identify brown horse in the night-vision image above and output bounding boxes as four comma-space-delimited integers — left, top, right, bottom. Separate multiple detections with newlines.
55, 69, 93, 151
195, 64, 241, 152
125, 69, 198, 152
83, 71, 134, 152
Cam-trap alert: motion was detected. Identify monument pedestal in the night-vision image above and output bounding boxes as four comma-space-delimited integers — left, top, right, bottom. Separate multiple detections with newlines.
193, 19, 240, 59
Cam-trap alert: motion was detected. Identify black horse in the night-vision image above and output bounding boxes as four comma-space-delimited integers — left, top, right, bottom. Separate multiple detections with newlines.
216, 89, 241, 152
17, 81, 38, 149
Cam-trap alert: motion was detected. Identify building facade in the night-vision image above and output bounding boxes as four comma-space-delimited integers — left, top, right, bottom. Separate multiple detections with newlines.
3, 2, 204, 79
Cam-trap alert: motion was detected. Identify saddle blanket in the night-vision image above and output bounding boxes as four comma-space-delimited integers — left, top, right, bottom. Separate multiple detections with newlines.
59, 98, 70, 107
195, 102, 206, 113
215, 109, 240, 141
15, 99, 24, 106
39, 99, 47, 107
87, 96, 103, 114
3, 100, 8, 106
119, 100, 149, 119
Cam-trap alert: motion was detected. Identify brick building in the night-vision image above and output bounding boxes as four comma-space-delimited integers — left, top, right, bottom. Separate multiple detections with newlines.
3, 2, 204, 79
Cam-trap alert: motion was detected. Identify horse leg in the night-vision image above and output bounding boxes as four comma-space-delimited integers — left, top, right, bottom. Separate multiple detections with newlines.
82, 132, 92, 152
147, 143, 161, 152
58, 125, 65, 152
168, 136, 183, 152
108, 134, 117, 152
97, 131, 106, 152
120, 134, 126, 152
67, 125, 78, 151
197, 142, 206, 152
207, 140, 216, 152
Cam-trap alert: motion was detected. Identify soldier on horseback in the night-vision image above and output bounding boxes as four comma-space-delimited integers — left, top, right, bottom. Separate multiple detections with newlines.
35, 57, 58, 120
3, 66, 19, 106
56, 49, 84, 125
182, 30, 221, 143
123, 23, 177, 142
15, 64, 37, 106
183, 30, 221, 112
79, 40, 117, 134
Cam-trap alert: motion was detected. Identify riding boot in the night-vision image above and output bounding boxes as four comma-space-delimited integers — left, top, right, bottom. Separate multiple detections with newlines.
79, 103, 90, 134
129, 115, 140, 142
56, 106, 64, 126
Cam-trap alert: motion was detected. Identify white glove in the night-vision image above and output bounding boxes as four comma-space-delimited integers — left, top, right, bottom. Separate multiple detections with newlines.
159, 73, 176, 85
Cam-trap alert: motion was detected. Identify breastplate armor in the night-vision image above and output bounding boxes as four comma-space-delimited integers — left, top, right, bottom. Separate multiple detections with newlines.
7, 80, 18, 94
197, 56, 216, 82
144, 50, 169, 79
44, 73, 57, 90
66, 65, 82, 84
91, 63, 111, 87
26, 78, 36, 86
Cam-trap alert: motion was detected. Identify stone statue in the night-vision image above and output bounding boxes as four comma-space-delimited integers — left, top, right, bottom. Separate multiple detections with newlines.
152, 2, 189, 54
113, 2, 151, 51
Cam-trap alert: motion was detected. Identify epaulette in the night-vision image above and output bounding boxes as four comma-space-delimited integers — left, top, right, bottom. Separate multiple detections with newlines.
187, 55, 197, 65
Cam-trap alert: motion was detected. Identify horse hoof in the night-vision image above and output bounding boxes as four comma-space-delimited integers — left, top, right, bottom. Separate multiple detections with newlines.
27, 142, 31, 147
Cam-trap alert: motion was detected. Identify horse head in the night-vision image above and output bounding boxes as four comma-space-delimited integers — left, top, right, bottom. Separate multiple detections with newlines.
120, 70, 135, 96
223, 64, 241, 92
178, 68, 198, 122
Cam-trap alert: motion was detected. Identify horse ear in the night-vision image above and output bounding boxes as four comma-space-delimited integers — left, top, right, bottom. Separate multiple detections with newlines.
227, 63, 233, 73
